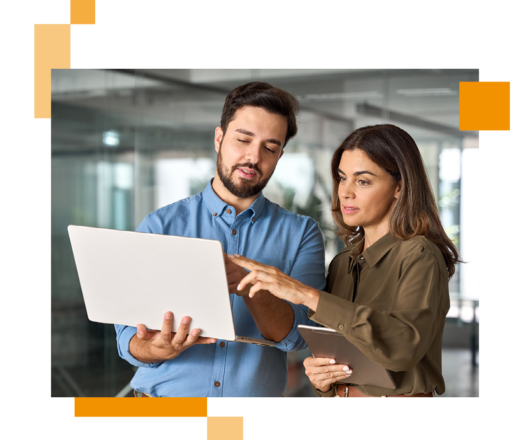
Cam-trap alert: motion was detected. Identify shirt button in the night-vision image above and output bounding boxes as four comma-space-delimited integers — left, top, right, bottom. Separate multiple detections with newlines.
226, 209, 232, 214
338, 324, 344, 330
232, 230, 237, 235
220, 342, 225, 347
214, 381, 221, 387
252, 217, 255, 222
213, 213, 217, 217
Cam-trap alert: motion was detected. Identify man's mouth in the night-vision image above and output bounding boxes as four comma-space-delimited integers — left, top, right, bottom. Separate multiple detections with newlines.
235, 166, 260, 179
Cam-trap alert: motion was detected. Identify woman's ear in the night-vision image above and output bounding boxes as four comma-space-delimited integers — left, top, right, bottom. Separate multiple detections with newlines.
394, 179, 402, 199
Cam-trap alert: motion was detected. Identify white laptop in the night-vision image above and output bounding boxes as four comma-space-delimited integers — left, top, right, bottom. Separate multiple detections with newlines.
67, 225, 274, 347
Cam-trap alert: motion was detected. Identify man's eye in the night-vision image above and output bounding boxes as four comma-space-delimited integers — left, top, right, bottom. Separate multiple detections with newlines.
238, 139, 250, 143
264, 147, 276, 153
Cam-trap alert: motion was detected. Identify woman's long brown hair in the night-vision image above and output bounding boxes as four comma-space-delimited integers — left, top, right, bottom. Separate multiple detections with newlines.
331, 124, 461, 278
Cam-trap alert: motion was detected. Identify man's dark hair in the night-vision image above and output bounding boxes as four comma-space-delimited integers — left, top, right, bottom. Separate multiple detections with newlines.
220, 82, 299, 148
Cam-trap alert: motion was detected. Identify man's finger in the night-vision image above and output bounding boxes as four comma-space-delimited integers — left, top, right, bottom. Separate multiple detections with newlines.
183, 328, 201, 348
194, 336, 218, 345
160, 312, 174, 343
136, 324, 154, 341
172, 316, 191, 345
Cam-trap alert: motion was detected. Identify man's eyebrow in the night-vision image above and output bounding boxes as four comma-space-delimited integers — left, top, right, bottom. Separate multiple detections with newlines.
337, 168, 376, 177
235, 128, 282, 147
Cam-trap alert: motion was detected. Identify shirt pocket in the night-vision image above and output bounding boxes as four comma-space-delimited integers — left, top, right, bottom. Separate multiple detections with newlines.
251, 257, 294, 276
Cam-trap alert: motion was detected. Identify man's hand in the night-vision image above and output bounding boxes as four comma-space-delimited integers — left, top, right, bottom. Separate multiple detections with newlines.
132, 312, 217, 363
224, 252, 254, 296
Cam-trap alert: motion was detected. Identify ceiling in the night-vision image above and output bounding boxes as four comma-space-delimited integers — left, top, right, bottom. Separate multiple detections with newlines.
51, 69, 479, 155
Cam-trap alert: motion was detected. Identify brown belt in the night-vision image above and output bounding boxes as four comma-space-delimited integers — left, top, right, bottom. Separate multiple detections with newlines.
336, 384, 434, 398
133, 390, 152, 398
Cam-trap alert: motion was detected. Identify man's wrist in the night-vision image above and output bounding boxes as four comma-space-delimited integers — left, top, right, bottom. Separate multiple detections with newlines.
130, 335, 171, 364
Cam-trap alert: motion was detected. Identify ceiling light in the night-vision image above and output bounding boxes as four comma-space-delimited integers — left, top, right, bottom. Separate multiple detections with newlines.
103, 130, 120, 147
396, 88, 457, 96
299, 91, 383, 101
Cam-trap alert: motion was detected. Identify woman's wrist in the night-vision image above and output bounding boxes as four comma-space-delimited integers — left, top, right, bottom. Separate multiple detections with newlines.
302, 287, 320, 311
313, 383, 337, 397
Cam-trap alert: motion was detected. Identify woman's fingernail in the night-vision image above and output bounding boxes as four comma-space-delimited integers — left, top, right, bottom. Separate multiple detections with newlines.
234, 254, 240, 257
346, 370, 352, 375
227, 254, 233, 259
165, 312, 172, 319
343, 366, 349, 371
329, 359, 336, 364
237, 284, 241, 291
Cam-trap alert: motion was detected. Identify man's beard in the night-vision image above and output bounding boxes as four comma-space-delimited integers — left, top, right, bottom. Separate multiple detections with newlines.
216, 147, 272, 198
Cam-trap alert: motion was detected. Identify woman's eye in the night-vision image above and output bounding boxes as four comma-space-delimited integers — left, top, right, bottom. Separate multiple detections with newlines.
358, 180, 369, 186
338, 176, 346, 182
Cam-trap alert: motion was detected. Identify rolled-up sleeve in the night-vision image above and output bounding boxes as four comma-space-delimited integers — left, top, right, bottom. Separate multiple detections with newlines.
273, 220, 326, 352
115, 324, 163, 368
310, 250, 447, 372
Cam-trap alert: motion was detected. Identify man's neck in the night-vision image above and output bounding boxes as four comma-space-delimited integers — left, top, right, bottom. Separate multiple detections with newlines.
211, 174, 260, 215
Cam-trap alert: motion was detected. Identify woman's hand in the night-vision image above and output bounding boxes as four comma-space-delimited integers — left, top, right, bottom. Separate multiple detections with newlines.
303, 357, 353, 393
227, 254, 320, 309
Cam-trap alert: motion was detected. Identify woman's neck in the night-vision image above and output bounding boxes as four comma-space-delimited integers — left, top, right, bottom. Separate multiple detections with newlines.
363, 223, 391, 252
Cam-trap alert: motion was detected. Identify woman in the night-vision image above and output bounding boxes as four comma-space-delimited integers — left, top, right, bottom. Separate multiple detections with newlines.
229, 124, 460, 397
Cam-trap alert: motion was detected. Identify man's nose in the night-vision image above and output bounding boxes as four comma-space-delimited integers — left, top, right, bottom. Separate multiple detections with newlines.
244, 143, 262, 164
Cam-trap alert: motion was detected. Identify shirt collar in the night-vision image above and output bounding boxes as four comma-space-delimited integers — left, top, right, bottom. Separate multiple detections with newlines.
202, 179, 266, 220
202, 179, 229, 217
351, 232, 401, 268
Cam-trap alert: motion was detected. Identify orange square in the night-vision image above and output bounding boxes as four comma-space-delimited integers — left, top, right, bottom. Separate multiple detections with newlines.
71, 0, 96, 25
460, 82, 510, 130
208, 417, 243, 440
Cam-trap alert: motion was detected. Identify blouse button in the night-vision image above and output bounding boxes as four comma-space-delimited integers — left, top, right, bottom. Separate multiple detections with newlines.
220, 342, 225, 347
338, 324, 344, 330
232, 230, 237, 235
214, 381, 221, 387
213, 213, 217, 217
226, 209, 232, 214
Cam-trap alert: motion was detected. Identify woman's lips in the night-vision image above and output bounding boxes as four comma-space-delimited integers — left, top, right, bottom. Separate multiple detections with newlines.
342, 206, 359, 214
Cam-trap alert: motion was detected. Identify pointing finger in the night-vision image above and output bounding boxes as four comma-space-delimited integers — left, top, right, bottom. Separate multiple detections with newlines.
237, 270, 259, 292
228, 254, 259, 271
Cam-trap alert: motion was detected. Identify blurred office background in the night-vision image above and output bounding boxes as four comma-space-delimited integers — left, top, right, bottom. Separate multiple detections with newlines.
51, 69, 479, 397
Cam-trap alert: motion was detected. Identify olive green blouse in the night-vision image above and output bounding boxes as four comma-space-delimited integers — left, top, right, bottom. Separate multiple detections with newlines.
308, 232, 450, 397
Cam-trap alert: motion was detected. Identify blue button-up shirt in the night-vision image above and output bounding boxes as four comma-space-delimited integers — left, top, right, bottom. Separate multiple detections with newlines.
115, 180, 326, 397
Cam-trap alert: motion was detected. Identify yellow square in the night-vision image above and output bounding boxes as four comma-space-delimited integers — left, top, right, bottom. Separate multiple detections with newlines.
71, 0, 96, 25
460, 82, 510, 130
208, 417, 244, 440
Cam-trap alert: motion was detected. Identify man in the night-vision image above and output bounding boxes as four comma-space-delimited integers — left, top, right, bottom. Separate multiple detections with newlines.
115, 82, 326, 397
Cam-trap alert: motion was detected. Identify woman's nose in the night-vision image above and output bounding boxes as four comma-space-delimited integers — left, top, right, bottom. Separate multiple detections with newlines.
340, 183, 355, 199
